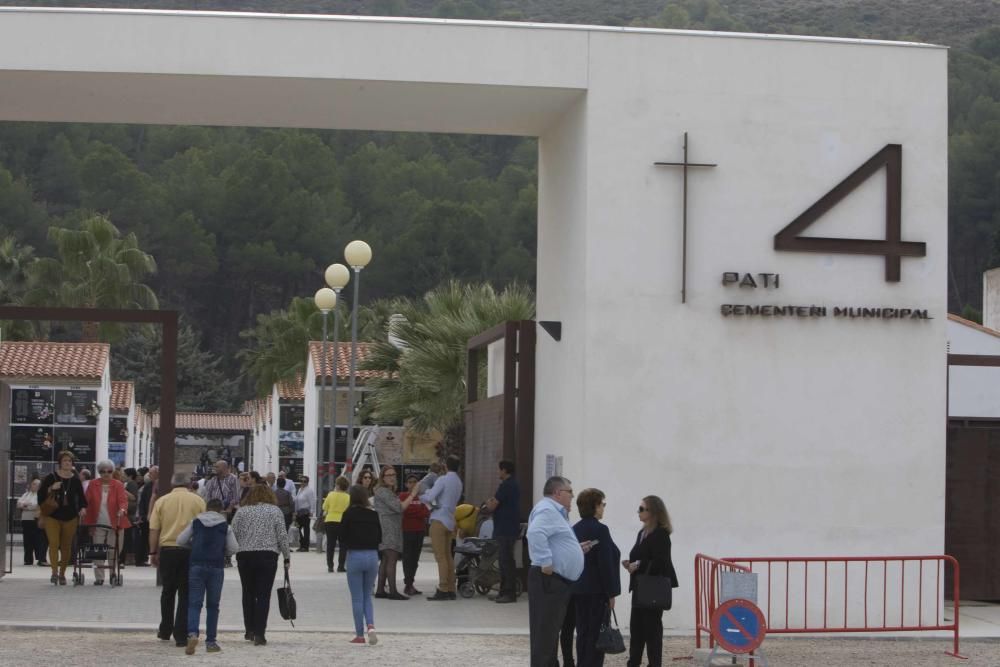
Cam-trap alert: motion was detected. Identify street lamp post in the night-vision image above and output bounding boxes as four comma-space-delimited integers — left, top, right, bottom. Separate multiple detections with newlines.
343, 240, 372, 476
324, 263, 350, 478
314, 287, 336, 518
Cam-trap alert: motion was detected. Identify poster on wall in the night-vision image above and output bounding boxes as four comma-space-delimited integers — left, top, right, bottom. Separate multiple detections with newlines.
11, 388, 55, 424
55, 427, 96, 461
108, 443, 126, 467
10, 461, 53, 497
11, 426, 54, 460
55, 389, 99, 426
279, 405, 304, 431
279, 431, 304, 459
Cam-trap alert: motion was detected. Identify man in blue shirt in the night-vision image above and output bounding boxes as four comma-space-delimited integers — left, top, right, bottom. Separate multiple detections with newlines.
527, 476, 585, 667
487, 459, 521, 603
420, 455, 463, 601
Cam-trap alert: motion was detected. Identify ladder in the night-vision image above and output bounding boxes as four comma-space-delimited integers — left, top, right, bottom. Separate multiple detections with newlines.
349, 426, 381, 484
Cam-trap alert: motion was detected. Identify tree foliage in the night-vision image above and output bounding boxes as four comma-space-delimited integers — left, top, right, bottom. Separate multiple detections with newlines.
361, 281, 535, 434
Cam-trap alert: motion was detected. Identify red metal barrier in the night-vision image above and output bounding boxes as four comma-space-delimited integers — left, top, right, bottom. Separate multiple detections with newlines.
694, 554, 751, 649
695, 554, 966, 660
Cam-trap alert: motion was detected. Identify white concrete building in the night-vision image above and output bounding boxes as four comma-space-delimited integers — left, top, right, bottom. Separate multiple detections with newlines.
0, 9, 948, 627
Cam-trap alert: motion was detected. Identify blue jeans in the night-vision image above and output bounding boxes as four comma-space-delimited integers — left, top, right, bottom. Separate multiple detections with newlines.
187, 564, 225, 642
346, 550, 379, 636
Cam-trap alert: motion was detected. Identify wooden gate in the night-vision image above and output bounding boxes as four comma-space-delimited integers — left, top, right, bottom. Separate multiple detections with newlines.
945, 420, 1000, 600
464, 321, 535, 518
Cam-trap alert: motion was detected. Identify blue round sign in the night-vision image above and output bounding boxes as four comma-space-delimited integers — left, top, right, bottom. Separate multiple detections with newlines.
710, 598, 767, 654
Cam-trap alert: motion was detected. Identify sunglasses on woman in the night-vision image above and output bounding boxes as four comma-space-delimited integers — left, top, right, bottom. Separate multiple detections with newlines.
638, 506, 648, 513
99, 469, 113, 474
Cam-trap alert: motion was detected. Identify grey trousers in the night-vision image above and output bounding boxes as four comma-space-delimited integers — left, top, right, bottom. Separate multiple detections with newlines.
528, 565, 573, 667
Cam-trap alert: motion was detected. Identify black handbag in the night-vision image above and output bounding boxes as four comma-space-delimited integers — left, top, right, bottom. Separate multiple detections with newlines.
634, 573, 672, 610
595, 606, 626, 654
276, 563, 297, 626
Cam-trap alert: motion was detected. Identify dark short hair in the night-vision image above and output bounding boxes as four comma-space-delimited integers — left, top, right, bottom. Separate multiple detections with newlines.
335, 476, 350, 491
300, 475, 309, 484
56, 450, 75, 464
499, 460, 515, 476
277, 478, 286, 489
348, 485, 370, 507
446, 455, 460, 472
543, 476, 571, 496
124, 468, 137, 478
576, 488, 605, 519
206, 498, 224, 512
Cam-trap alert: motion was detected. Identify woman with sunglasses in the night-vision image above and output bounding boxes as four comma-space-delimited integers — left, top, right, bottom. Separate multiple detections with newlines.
83, 459, 132, 584
359, 469, 376, 497
372, 466, 419, 600
38, 450, 88, 585
622, 496, 678, 667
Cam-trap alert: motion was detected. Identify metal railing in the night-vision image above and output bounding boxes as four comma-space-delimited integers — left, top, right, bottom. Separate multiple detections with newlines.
695, 554, 966, 660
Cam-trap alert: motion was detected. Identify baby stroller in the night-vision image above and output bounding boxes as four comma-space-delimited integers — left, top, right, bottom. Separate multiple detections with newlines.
72, 523, 124, 587
455, 537, 523, 599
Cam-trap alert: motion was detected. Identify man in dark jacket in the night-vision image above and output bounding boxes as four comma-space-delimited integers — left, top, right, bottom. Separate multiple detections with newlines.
487, 459, 521, 603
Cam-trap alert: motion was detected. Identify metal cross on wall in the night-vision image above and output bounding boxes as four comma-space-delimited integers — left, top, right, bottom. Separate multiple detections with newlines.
654, 132, 717, 303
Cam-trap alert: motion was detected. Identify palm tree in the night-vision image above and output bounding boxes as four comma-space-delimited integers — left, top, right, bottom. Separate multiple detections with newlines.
24, 214, 158, 341
238, 293, 410, 397
0, 235, 39, 339
361, 281, 535, 436
239, 296, 327, 396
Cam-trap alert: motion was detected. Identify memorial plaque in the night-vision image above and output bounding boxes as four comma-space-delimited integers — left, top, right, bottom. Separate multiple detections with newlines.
279, 405, 304, 431
55, 389, 98, 426
279, 457, 304, 479
11, 426, 54, 460
109, 416, 129, 443
11, 388, 55, 424
55, 427, 96, 461
376, 427, 404, 466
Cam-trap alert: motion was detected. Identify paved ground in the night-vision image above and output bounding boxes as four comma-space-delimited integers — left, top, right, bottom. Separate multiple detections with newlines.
0, 630, 997, 665
1, 546, 998, 664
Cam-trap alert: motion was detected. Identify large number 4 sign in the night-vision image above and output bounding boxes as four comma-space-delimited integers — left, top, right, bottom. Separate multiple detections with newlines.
773, 144, 926, 282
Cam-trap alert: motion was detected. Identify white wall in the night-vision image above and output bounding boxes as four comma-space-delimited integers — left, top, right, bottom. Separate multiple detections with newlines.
0, 10, 948, 630
554, 31, 947, 627
948, 317, 1000, 418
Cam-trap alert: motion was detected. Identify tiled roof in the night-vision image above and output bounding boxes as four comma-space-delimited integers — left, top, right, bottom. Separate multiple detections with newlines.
110, 381, 134, 411
277, 375, 305, 400
948, 313, 1000, 340
152, 412, 254, 432
308, 341, 383, 382
0, 341, 109, 380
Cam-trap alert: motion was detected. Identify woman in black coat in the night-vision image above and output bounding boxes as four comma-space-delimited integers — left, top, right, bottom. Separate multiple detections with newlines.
622, 495, 678, 667
572, 488, 621, 667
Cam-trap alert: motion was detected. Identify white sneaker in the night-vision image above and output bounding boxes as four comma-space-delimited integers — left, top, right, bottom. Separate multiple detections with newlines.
367, 625, 378, 645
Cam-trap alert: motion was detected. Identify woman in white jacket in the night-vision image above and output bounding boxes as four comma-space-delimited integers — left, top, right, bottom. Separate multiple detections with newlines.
17, 479, 47, 566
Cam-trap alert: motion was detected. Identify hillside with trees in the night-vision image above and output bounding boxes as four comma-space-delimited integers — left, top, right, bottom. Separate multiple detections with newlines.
0, 0, 997, 407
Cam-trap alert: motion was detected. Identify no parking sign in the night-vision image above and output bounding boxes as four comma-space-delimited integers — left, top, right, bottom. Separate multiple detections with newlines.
710, 598, 767, 654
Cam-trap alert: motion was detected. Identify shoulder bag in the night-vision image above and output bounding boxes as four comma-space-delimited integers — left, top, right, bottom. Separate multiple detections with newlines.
39, 478, 60, 518
595, 606, 626, 654
277, 562, 297, 626
634, 573, 672, 610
